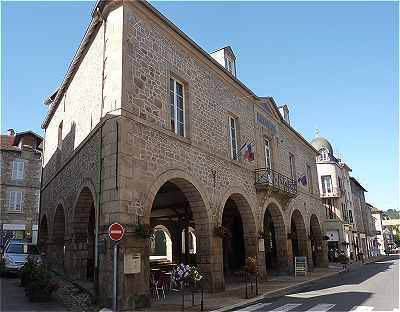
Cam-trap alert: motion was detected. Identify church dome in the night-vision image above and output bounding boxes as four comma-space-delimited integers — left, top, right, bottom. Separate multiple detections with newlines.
310, 136, 333, 155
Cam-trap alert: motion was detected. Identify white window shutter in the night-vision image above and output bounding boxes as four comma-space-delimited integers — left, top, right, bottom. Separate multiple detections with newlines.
18, 161, 24, 180
16, 192, 22, 211
12, 161, 17, 179
9, 191, 15, 210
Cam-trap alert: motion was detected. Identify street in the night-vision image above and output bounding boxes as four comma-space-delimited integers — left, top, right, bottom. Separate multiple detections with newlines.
234, 256, 399, 312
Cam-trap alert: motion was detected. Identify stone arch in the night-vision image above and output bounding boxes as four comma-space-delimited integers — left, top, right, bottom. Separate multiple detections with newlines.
310, 214, 325, 267
263, 200, 289, 274
151, 224, 173, 262
68, 185, 96, 281
38, 214, 49, 255
219, 190, 258, 278
51, 204, 66, 272
290, 209, 309, 262
146, 170, 218, 290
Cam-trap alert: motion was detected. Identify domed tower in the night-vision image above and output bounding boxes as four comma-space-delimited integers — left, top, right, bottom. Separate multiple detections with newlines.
311, 130, 334, 161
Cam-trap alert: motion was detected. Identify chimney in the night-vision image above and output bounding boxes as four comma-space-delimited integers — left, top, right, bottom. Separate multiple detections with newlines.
7, 128, 15, 136
279, 105, 290, 125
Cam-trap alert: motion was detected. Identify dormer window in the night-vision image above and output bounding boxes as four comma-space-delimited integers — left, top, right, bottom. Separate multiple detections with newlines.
319, 148, 329, 161
224, 57, 234, 74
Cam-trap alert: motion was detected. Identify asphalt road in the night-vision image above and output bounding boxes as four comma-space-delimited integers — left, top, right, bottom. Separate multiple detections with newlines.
234, 256, 399, 312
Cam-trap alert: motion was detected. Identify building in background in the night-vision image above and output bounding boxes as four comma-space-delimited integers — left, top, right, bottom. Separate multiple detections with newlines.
370, 204, 385, 255
350, 177, 370, 260
311, 133, 356, 261
0, 129, 43, 246
382, 216, 400, 253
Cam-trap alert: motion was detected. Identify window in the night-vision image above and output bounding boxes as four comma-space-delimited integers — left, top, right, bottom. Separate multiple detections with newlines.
224, 57, 234, 74
229, 117, 238, 160
319, 148, 328, 161
8, 191, 23, 212
321, 175, 332, 194
264, 139, 272, 169
169, 78, 185, 137
58, 121, 63, 150
342, 203, 347, 221
338, 177, 342, 190
11, 160, 24, 180
349, 210, 354, 223
289, 153, 296, 179
306, 165, 313, 193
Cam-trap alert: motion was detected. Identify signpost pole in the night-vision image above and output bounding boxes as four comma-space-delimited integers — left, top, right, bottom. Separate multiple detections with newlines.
113, 242, 118, 311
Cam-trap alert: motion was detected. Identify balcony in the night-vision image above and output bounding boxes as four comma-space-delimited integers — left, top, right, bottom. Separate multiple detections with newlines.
320, 187, 341, 198
254, 168, 297, 198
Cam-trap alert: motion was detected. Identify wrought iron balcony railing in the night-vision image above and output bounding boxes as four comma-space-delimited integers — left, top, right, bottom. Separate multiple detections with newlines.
320, 187, 341, 198
254, 168, 297, 197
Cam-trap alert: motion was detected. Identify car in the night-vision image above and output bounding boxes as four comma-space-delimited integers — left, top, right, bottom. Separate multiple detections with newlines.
1, 240, 42, 274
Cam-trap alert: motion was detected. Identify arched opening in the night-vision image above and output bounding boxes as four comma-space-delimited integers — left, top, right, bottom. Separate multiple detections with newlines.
222, 197, 246, 275
310, 214, 324, 267
290, 210, 308, 260
38, 215, 48, 256
263, 203, 288, 274
52, 205, 66, 272
71, 187, 95, 281
150, 225, 173, 262
220, 193, 257, 280
149, 178, 210, 283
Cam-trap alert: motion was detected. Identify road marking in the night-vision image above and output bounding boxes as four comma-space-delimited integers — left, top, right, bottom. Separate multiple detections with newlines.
270, 303, 302, 311
236, 303, 272, 312
305, 304, 335, 311
350, 306, 374, 312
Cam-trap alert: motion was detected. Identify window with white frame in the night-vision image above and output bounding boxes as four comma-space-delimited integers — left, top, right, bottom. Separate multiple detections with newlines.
321, 175, 332, 194
289, 153, 296, 179
306, 164, 313, 193
229, 117, 238, 160
11, 159, 24, 180
319, 148, 328, 161
169, 78, 185, 137
224, 57, 234, 74
8, 191, 23, 212
264, 139, 272, 169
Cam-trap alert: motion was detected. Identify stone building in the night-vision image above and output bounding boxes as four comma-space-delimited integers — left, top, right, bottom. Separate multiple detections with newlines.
310, 133, 357, 261
39, 1, 327, 309
350, 176, 371, 259
369, 204, 385, 255
0, 129, 42, 246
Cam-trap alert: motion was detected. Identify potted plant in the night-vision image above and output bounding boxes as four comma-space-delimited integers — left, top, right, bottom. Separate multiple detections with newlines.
134, 224, 154, 239
214, 226, 231, 239
258, 231, 272, 241
246, 256, 257, 273
20, 256, 36, 287
24, 262, 58, 302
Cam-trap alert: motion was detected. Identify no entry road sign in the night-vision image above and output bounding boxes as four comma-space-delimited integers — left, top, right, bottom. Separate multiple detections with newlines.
108, 223, 125, 241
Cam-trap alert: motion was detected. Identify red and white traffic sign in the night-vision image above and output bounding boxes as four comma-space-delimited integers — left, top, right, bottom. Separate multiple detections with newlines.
108, 223, 125, 241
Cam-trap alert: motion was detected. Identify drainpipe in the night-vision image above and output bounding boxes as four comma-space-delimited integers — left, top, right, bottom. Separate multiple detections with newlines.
94, 6, 106, 302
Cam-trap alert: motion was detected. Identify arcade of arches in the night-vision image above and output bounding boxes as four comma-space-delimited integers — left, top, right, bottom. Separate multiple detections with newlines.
40, 178, 327, 300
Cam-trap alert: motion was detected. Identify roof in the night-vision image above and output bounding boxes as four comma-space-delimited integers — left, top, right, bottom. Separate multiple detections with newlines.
350, 176, 368, 192
42, 0, 319, 155
0, 131, 43, 152
310, 136, 333, 155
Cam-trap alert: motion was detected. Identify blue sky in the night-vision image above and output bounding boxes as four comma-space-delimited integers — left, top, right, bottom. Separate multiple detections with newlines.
1, 1, 398, 210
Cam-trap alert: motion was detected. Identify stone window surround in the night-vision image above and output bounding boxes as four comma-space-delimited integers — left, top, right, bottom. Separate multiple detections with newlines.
8, 190, 24, 213
168, 71, 192, 140
11, 159, 25, 181
227, 111, 240, 162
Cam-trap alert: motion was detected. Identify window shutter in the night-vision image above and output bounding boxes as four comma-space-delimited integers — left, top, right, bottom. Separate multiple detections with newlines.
18, 161, 24, 180
9, 191, 15, 210
16, 192, 22, 211
12, 161, 17, 179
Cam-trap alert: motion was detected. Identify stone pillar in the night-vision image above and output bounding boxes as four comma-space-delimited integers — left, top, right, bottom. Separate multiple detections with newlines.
287, 238, 294, 274
306, 239, 314, 272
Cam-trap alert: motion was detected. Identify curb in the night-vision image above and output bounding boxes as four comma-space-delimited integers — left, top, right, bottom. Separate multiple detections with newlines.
209, 269, 345, 312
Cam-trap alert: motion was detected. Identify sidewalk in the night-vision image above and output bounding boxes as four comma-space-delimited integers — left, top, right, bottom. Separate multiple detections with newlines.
139, 266, 344, 312
0, 276, 66, 312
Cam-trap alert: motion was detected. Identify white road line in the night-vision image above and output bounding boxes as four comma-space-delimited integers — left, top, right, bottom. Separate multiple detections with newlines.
305, 304, 335, 312
236, 303, 272, 312
350, 306, 374, 312
269, 303, 302, 312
